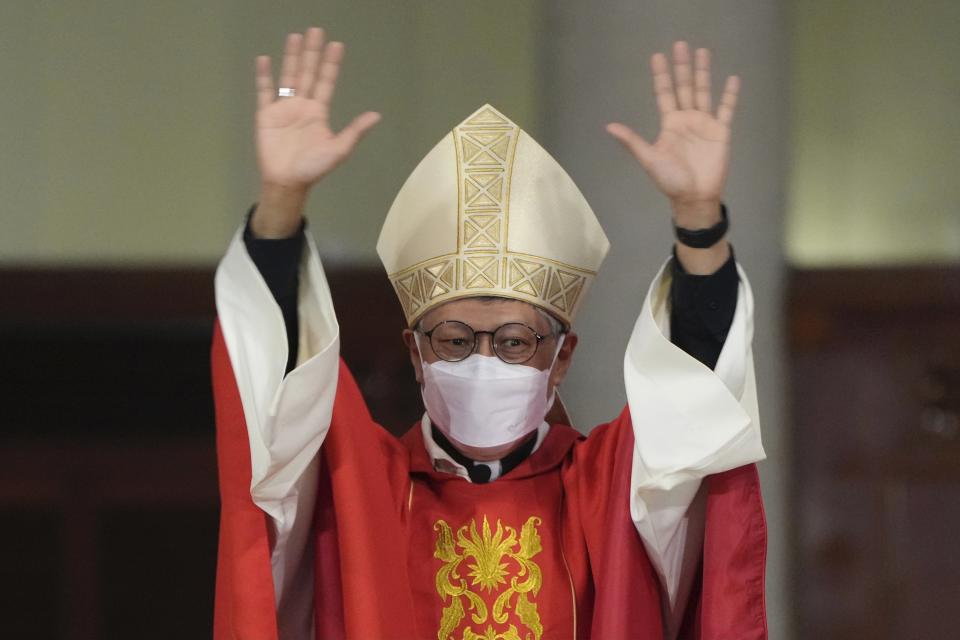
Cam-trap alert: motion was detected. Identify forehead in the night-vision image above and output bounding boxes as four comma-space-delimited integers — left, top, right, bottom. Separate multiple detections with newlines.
419, 297, 549, 330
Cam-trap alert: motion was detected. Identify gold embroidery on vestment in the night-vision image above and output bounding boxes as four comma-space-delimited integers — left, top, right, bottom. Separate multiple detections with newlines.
434, 515, 544, 640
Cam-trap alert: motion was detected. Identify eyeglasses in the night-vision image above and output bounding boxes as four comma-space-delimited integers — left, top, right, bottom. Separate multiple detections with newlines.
420, 320, 556, 365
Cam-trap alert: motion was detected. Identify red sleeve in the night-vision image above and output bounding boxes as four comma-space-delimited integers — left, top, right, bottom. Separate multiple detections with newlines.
564, 407, 666, 638
212, 325, 415, 640
211, 322, 279, 640
565, 407, 768, 639
315, 360, 418, 638
682, 464, 768, 639
211, 319, 417, 639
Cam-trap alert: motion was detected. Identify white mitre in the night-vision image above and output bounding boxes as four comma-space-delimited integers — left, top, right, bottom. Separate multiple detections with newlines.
377, 104, 610, 328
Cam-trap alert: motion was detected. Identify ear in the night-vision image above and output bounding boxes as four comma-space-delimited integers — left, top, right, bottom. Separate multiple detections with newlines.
548, 331, 578, 389
402, 328, 424, 385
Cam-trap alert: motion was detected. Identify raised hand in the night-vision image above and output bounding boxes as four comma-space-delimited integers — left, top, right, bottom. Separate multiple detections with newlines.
607, 42, 739, 231
252, 27, 380, 238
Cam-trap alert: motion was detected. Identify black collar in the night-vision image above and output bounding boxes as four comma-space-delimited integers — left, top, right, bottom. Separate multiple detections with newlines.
430, 425, 539, 484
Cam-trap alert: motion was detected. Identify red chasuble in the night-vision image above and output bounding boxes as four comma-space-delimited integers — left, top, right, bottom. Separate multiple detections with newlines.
211, 325, 767, 639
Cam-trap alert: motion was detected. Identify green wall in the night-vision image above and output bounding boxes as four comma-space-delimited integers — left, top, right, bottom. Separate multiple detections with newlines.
0, 1, 543, 265
787, 0, 960, 266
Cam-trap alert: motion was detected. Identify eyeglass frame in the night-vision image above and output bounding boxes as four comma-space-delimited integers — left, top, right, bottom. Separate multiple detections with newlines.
418, 319, 563, 365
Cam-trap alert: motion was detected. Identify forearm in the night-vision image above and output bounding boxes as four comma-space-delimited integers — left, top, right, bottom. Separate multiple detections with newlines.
666, 195, 738, 371
243, 207, 305, 373
251, 183, 309, 238
668, 243, 738, 370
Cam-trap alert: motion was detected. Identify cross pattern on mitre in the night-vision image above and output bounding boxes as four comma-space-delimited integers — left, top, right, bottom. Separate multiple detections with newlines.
421, 259, 456, 299
378, 104, 609, 328
545, 268, 585, 313
462, 255, 499, 289
393, 257, 457, 318
460, 131, 511, 169
508, 258, 548, 298
508, 257, 586, 313
393, 271, 423, 318
461, 211, 502, 250
457, 106, 515, 253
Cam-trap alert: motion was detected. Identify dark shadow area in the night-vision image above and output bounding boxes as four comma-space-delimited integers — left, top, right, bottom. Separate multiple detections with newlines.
0, 265, 419, 639
788, 265, 960, 639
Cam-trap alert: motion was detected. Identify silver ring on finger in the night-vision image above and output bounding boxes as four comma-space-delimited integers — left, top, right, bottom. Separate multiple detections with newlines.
277, 87, 297, 98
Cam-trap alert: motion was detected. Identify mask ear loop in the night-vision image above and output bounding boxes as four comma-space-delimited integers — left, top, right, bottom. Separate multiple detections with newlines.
413, 330, 423, 357
545, 333, 567, 398
413, 330, 431, 388
549, 333, 567, 365
537, 333, 567, 429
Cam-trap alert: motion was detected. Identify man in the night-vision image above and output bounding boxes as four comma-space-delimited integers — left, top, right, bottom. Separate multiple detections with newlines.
212, 27, 766, 640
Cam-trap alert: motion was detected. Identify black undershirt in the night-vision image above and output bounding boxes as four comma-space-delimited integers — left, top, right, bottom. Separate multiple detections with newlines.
242, 216, 305, 374
668, 244, 739, 369
241, 211, 739, 482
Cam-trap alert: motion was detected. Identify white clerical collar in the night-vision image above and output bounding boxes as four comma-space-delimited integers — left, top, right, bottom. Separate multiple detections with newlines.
420, 413, 549, 483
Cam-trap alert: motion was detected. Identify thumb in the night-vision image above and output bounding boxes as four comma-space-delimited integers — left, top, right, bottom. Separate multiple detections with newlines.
606, 123, 656, 171
335, 111, 382, 152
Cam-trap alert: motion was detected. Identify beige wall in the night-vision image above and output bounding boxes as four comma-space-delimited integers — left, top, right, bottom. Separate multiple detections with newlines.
7, 2, 953, 268
0, 1, 543, 265
787, 0, 960, 266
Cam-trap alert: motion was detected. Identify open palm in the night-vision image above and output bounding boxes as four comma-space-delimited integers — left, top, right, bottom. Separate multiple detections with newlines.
255, 28, 380, 189
608, 42, 739, 212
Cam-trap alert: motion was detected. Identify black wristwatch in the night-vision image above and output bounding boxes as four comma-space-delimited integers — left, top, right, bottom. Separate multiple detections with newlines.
674, 204, 729, 249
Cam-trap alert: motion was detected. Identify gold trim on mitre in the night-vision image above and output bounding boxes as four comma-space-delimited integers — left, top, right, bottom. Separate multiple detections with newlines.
377, 104, 609, 328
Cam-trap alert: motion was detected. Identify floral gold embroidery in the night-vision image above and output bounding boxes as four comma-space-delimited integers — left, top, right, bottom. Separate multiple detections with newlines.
434, 516, 544, 640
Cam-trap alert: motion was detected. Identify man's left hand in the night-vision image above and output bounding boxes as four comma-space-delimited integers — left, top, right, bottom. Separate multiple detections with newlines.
607, 41, 740, 230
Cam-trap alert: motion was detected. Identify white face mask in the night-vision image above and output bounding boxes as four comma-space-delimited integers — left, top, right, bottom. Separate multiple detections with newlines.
418, 335, 565, 449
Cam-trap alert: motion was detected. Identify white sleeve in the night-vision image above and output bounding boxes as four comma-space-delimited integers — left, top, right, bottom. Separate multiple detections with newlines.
214, 226, 340, 640
623, 258, 765, 636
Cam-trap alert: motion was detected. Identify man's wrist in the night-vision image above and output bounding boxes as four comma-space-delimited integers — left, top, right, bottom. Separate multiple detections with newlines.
674, 239, 730, 275
670, 198, 722, 229
252, 182, 309, 238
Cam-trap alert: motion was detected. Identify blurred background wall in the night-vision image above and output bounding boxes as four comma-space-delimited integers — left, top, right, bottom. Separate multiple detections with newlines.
0, 1, 545, 265
1, 1, 958, 639
787, 0, 960, 265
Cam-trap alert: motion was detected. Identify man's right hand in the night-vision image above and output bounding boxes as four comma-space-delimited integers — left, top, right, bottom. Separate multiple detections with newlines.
252, 27, 381, 238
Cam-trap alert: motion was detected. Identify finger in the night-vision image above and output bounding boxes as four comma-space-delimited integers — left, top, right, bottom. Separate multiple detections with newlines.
650, 53, 677, 116
694, 48, 712, 112
296, 27, 325, 97
716, 75, 740, 126
312, 41, 344, 105
278, 33, 303, 92
605, 123, 656, 171
672, 41, 694, 110
255, 56, 275, 109
335, 111, 382, 152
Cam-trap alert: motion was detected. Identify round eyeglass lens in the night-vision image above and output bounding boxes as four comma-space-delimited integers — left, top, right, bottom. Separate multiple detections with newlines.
429, 321, 475, 361
493, 323, 539, 364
